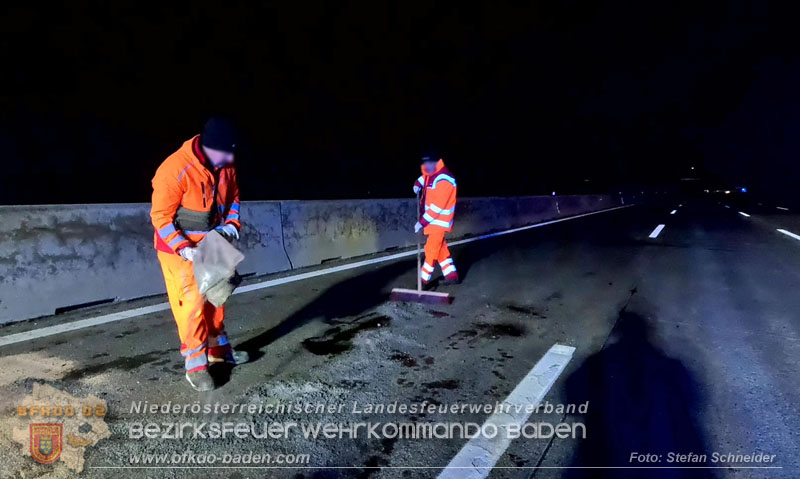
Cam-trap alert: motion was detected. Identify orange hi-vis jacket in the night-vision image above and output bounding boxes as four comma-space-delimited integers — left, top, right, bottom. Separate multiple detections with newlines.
151, 135, 241, 254
418, 159, 457, 234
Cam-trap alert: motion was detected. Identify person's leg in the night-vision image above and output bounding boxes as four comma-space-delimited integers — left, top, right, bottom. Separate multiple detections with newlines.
157, 251, 212, 388
422, 229, 445, 283
438, 237, 459, 282
204, 304, 249, 364
204, 303, 229, 360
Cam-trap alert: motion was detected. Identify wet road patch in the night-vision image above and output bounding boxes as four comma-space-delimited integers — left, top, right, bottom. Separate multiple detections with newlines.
302, 314, 391, 356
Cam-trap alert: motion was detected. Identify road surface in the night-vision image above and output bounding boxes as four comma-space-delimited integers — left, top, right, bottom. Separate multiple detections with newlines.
1, 197, 798, 478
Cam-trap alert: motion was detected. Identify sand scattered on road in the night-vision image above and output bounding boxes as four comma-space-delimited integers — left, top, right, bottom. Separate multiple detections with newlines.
0, 352, 76, 387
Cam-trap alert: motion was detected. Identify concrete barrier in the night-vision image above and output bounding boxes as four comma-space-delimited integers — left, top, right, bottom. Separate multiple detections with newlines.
0, 194, 621, 324
237, 202, 292, 276
280, 199, 417, 268
451, 197, 559, 238
555, 194, 615, 216
0, 203, 290, 324
0, 204, 162, 322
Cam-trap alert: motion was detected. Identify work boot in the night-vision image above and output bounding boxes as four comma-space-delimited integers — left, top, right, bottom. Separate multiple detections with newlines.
209, 349, 250, 365
442, 273, 460, 285
185, 369, 215, 392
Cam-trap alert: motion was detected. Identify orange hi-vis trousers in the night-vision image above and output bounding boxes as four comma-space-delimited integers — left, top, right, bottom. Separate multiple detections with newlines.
421, 229, 458, 283
157, 251, 231, 372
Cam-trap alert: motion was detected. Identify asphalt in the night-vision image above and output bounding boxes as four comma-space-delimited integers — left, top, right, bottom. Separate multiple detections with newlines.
1, 195, 799, 478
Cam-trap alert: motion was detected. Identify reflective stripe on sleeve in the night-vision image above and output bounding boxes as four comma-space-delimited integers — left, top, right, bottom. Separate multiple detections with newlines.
176, 162, 195, 182
169, 235, 189, 248
158, 224, 177, 239
430, 174, 457, 189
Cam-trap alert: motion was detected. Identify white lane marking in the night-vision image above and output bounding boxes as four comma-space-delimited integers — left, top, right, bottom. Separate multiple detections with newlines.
739, 212, 751, 217
0, 304, 172, 348
0, 205, 634, 347
777, 207, 789, 211
670, 210, 677, 215
648, 224, 666, 238
777, 229, 800, 241
438, 344, 576, 479
724, 205, 730, 209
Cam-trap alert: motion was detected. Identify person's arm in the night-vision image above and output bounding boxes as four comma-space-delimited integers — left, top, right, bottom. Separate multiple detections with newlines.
413, 175, 424, 195
150, 166, 190, 253
214, 168, 241, 241
223, 169, 242, 231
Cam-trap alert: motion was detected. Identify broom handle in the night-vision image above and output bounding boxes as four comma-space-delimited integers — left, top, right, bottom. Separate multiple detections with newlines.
416, 190, 422, 293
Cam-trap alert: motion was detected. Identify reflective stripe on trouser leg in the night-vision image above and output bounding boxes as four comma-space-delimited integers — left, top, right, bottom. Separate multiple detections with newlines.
158, 251, 210, 371
182, 343, 208, 371
420, 261, 434, 282
423, 230, 446, 281
440, 257, 457, 277
438, 239, 458, 279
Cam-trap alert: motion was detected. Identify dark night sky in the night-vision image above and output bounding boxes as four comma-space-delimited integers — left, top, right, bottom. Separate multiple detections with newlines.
1, 1, 798, 205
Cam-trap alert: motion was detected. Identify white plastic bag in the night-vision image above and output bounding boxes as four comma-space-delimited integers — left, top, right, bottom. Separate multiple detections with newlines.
193, 230, 245, 306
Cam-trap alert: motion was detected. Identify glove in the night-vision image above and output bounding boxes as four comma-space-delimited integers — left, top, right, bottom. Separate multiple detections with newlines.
215, 224, 240, 241
414, 221, 423, 233
413, 185, 421, 195
178, 246, 197, 262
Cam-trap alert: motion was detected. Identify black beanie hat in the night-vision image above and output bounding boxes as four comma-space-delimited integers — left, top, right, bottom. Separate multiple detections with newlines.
420, 152, 439, 164
201, 117, 238, 153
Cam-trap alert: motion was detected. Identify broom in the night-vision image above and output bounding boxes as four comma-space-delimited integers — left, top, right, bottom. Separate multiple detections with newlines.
390, 192, 452, 305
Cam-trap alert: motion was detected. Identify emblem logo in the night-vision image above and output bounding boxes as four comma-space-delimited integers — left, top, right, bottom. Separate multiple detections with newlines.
30, 424, 62, 464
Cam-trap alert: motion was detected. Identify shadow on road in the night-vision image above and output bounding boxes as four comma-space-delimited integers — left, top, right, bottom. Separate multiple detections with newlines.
451, 232, 512, 281
563, 311, 715, 479
234, 259, 414, 359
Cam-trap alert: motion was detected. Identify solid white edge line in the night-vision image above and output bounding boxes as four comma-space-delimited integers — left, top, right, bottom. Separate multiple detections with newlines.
389, 288, 450, 298
0, 304, 172, 348
670, 210, 677, 215
776, 207, 789, 211
648, 224, 666, 238
777, 229, 800, 241
437, 344, 576, 479
738, 212, 750, 217
0, 205, 633, 347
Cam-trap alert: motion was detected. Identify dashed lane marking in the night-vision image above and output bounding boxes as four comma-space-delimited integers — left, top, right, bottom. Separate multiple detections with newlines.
777, 229, 800, 242
437, 344, 576, 479
648, 224, 666, 238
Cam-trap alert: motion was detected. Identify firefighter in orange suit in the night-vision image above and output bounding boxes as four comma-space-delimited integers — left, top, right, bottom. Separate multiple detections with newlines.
413, 153, 459, 285
150, 117, 249, 392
